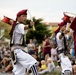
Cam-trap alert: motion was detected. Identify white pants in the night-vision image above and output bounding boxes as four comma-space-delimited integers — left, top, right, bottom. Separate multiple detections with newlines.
12, 49, 38, 75
12, 63, 26, 75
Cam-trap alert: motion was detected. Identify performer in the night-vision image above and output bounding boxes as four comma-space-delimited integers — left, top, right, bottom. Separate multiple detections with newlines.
55, 20, 73, 68
70, 17, 76, 57
55, 21, 68, 55
55, 14, 72, 55
59, 53, 72, 75
9, 9, 39, 75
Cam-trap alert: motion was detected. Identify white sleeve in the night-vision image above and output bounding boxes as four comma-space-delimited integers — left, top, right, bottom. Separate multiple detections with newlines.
17, 24, 25, 34
56, 32, 61, 40
15, 23, 28, 34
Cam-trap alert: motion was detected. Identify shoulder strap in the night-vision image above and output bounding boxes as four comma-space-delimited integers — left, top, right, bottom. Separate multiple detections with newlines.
55, 34, 58, 47
63, 36, 67, 50
10, 23, 20, 47
21, 34, 26, 46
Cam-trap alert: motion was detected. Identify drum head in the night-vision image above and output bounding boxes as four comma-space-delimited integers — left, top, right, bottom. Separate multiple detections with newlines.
64, 12, 76, 18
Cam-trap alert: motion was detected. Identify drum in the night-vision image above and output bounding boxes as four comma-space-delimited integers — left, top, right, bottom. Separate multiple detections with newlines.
62, 12, 76, 23
2, 16, 14, 25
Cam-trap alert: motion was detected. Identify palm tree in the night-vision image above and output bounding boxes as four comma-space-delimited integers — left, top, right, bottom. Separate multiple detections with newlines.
26, 17, 51, 44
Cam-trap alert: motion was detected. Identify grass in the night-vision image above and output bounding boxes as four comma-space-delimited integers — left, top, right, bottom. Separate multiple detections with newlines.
41, 70, 61, 75
41, 66, 61, 75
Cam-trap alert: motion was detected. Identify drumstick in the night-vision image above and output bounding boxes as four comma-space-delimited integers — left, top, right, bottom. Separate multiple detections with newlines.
66, 12, 76, 16
66, 23, 69, 30
64, 12, 76, 18
27, 9, 35, 31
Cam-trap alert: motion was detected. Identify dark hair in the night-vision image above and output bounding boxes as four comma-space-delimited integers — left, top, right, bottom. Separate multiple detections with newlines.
43, 34, 49, 40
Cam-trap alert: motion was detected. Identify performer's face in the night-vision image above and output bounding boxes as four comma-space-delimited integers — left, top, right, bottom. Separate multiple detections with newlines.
18, 15, 27, 24
61, 25, 66, 31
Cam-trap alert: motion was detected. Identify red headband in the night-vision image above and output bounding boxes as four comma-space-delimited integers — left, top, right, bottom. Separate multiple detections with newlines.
17, 9, 27, 18
58, 21, 67, 27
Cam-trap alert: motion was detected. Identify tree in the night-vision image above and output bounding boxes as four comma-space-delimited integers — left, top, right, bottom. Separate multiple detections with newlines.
0, 21, 11, 39
26, 17, 51, 44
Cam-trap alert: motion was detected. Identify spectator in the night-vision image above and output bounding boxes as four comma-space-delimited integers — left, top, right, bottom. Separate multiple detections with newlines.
27, 39, 35, 55
38, 46, 45, 61
33, 37, 38, 45
40, 60, 47, 71
51, 43, 57, 62
0, 46, 11, 72
42, 35, 51, 62
39, 57, 55, 74
70, 41, 75, 60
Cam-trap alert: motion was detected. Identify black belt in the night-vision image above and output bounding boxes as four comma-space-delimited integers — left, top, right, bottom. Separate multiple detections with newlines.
57, 49, 64, 54
11, 51, 17, 64
13, 44, 27, 47
13, 44, 21, 46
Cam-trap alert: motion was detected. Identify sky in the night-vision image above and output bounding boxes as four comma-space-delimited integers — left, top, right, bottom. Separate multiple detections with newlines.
0, 0, 76, 22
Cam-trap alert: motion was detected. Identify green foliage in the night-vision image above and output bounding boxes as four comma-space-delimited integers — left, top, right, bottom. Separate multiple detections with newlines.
41, 67, 61, 75
26, 17, 51, 44
0, 21, 11, 39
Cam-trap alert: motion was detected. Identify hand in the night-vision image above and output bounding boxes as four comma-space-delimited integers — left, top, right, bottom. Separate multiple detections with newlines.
30, 21, 35, 27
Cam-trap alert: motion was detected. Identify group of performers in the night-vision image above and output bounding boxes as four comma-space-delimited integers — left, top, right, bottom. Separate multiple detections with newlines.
1, 9, 76, 75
